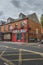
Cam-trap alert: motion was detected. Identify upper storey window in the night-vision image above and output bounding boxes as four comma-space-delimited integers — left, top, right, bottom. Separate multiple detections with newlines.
21, 21, 24, 29
15, 22, 18, 29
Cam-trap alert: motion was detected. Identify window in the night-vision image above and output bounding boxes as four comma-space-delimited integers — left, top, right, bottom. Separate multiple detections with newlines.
4, 26, 6, 31
16, 33, 22, 40
15, 23, 18, 29
21, 21, 24, 29
8, 25, 13, 31
15, 22, 18, 25
8, 25, 10, 31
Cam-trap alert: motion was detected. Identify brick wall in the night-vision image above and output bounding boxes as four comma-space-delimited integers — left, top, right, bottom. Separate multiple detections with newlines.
28, 19, 41, 40
0, 18, 41, 42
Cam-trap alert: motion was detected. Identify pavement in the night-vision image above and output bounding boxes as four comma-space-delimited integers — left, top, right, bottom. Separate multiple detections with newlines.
0, 41, 43, 65
0, 41, 40, 46
0, 41, 43, 48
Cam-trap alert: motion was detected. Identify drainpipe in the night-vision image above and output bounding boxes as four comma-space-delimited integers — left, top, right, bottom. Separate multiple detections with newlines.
27, 18, 29, 43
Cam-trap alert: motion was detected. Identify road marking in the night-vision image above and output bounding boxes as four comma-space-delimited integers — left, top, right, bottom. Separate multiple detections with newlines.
0, 46, 8, 56
22, 58, 43, 61
3, 53, 33, 56
3, 45, 43, 56
1, 51, 6, 56
10, 58, 43, 61
4, 62, 9, 65
0, 46, 14, 65
21, 49, 43, 57
0, 56, 14, 65
0, 45, 43, 65
19, 49, 22, 65
3, 54, 19, 56
3, 46, 18, 50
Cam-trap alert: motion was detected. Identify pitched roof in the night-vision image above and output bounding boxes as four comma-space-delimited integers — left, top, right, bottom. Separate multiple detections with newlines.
0, 13, 40, 25
19, 13, 26, 19
27, 13, 39, 23
0, 20, 6, 25
7, 17, 15, 22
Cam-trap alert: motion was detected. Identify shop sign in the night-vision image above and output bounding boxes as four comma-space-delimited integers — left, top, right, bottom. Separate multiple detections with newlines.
13, 29, 27, 33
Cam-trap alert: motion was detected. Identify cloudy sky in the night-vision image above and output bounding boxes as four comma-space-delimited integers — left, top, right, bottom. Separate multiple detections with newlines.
0, 0, 43, 21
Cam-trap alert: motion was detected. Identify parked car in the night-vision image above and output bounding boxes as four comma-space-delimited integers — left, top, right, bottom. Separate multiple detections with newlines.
29, 37, 40, 42
41, 39, 43, 44
29, 37, 36, 42
41, 35, 43, 44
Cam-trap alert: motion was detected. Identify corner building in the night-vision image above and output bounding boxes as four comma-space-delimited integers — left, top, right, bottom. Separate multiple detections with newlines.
0, 13, 41, 43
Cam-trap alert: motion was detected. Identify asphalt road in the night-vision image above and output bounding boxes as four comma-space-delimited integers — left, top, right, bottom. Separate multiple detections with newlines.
0, 42, 43, 65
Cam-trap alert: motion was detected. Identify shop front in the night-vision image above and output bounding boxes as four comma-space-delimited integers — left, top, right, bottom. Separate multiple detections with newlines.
0, 32, 3, 41
12, 29, 27, 42
3, 32, 12, 41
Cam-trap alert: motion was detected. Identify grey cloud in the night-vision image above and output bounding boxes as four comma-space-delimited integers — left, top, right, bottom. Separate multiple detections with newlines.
26, 0, 43, 10
11, 0, 20, 8
0, 0, 43, 20
11, 0, 43, 13
0, 11, 3, 16
26, 0, 34, 5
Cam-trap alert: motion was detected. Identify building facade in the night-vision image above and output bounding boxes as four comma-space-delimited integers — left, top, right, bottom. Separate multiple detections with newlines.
0, 18, 28, 42
0, 13, 41, 43
28, 19, 41, 41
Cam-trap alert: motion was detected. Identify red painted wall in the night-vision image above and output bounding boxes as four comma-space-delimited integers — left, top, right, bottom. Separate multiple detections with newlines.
12, 33, 16, 42
12, 33, 25, 42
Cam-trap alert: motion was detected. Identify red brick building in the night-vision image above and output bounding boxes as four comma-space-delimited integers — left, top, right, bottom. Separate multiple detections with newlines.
0, 13, 41, 43
41, 27, 43, 34
27, 13, 41, 42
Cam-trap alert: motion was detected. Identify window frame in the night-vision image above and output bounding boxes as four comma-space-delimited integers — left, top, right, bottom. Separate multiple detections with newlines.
21, 21, 24, 29
16, 33, 22, 40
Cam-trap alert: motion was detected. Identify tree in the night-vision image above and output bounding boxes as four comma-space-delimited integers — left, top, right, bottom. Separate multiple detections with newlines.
40, 14, 43, 27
